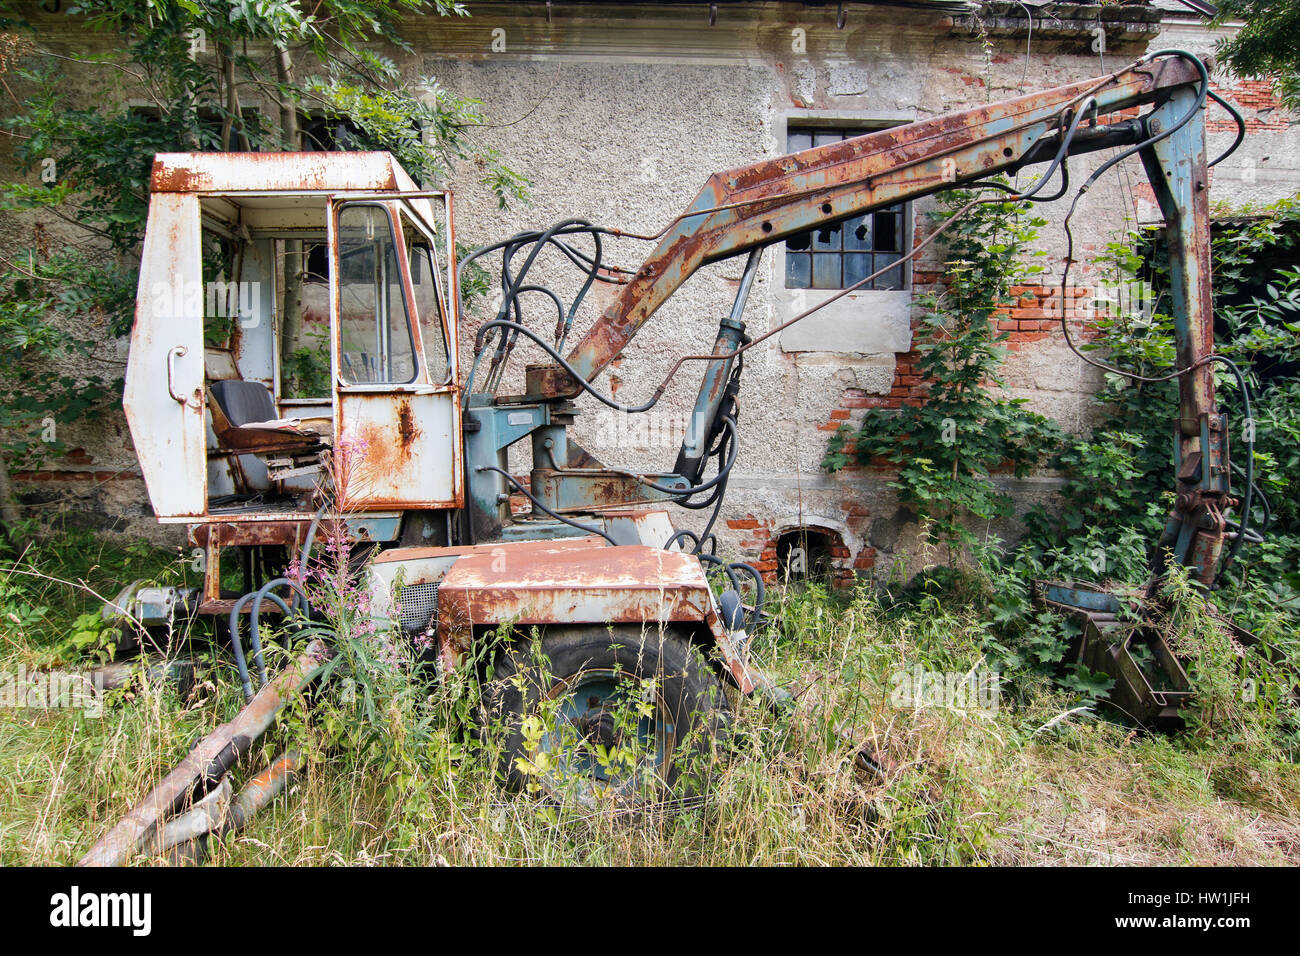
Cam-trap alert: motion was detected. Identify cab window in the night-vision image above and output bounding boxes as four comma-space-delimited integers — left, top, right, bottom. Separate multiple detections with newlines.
402, 212, 450, 384
336, 204, 417, 385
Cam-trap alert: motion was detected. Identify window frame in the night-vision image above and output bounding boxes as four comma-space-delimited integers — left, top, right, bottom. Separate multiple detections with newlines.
782, 122, 913, 293
332, 201, 422, 388
770, 109, 917, 358
396, 203, 454, 387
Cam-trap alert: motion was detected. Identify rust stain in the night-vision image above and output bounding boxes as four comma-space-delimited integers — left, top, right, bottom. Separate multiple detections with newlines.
150, 151, 402, 194
406, 540, 756, 693
373, 534, 604, 564
396, 397, 421, 457
189, 521, 309, 549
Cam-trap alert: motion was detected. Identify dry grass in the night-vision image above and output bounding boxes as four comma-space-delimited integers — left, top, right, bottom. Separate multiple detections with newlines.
2, 534, 1299, 867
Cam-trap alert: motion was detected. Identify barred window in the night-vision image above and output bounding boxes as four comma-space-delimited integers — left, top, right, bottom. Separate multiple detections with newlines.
784, 127, 910, 291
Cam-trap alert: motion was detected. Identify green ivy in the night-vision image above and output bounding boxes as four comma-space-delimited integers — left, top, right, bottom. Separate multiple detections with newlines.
1028, 195, 1300, 620
824, 188, 1064, 556
826, 189, 1300, 714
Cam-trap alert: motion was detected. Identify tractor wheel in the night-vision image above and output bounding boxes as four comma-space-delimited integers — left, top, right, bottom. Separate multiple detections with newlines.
480, 625, 729, 808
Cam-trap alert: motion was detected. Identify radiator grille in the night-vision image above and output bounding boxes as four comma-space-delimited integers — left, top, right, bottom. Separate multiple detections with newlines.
398, 582, 439, 632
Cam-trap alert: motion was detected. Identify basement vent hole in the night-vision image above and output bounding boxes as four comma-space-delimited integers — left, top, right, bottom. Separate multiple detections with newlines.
775, 528, 835, 583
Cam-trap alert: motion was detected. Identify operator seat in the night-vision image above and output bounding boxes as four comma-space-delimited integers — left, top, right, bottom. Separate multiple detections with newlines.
207, 380, 325, 459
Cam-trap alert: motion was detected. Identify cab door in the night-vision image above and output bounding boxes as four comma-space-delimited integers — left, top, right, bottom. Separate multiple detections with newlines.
124, 192, 208, 519
330, 200, 462, 509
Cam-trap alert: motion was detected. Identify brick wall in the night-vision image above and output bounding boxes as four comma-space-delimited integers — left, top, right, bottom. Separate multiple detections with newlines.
723, 514, 868, 588
817, 281, 1099, 436
1208, 77, 1288, 133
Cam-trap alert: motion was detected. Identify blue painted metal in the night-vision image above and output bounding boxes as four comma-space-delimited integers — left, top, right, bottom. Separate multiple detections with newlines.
1137, 83, 1227, 586
1140, 86, 1217, 447
531, 423, 570, 471
463, 394, 551, 540
499, 520, 593, 542
674, 249, 758, 483
345, 514, 401, 541
531, 470, 686, 514
1040, 583, 1123, 615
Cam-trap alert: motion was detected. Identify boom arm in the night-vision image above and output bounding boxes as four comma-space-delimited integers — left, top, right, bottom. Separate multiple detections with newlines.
540, 52, 1231, 582
546, 54, 1208, 391
473, 52, 1238, 594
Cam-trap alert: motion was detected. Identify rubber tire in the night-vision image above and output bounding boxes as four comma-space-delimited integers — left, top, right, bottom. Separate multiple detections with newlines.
479, 624, 729, 805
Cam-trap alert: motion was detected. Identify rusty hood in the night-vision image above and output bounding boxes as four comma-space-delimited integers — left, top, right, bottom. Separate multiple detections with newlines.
435, 542, 755, 693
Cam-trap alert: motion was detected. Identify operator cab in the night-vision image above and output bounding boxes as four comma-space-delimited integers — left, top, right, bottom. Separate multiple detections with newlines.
123, 152, 463, 544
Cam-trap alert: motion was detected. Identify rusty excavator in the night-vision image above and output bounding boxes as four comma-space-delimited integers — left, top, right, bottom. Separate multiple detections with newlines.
80, 48, 1257, 864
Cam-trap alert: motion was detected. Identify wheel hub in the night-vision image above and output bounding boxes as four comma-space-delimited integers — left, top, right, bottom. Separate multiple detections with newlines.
538, 670, 669, 800
575, 707, 624, 751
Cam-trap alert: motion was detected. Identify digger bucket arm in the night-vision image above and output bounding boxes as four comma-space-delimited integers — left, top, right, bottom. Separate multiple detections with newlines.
542, 54, 1208, 392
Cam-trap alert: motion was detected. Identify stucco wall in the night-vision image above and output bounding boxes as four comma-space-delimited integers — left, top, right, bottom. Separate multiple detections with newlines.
4, 1, 1297, 581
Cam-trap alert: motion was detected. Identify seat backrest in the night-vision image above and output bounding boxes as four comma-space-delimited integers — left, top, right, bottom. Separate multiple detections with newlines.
209, 379, 277, 427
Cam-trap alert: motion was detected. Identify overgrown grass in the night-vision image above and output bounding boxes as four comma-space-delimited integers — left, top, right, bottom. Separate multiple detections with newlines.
2, 528, 1299, 866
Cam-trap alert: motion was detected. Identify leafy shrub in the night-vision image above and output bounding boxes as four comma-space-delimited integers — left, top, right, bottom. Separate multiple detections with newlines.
824, 188, 1300, 736
824, 189, 1063, 557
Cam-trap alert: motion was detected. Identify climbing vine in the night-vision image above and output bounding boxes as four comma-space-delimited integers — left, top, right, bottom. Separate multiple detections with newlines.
823, 188, 1064, 558
1026, 195, 1300, 632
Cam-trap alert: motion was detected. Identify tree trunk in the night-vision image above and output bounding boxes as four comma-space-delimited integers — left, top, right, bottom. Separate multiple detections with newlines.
219, 46, 249, 151
276, 50, 307, 382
